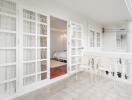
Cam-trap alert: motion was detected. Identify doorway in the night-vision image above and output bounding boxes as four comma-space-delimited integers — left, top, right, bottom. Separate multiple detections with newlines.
50, 16, 67, 79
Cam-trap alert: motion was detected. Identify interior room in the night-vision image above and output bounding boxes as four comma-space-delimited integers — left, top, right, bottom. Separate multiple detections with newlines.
50, 16, 67, 79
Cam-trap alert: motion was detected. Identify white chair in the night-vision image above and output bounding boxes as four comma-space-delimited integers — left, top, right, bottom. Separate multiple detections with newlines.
75, 55, 93, 80
80, 55, 89, 71
81, 55, 99, 82
98, 57, 113, 80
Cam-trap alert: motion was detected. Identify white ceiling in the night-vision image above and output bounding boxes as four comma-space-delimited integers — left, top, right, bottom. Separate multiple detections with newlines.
50, 16, 67, 32
55, 0, 131, 25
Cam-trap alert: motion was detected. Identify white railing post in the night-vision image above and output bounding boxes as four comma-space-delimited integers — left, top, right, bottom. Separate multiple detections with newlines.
127, 59, 132, 82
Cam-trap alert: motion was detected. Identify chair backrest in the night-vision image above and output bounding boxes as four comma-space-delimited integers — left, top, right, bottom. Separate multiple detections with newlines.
87, 56, 99, 69
99, 57, 113, 71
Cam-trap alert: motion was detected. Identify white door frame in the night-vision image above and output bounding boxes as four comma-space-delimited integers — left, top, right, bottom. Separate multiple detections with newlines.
49, 15, 70, 79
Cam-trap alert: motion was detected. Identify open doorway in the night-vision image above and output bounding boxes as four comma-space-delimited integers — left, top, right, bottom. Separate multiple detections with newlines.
50, 16, 67, 79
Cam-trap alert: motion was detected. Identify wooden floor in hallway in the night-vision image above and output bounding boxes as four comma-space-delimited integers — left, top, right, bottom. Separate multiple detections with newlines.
14, 72, 132, 100
50, 65, 67, 79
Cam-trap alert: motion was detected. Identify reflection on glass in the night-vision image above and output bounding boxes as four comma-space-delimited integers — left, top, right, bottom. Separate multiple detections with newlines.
0, 33, 16, 47
37, 49, 47, 59
24, 63, 35, 75
24, 35, 36, 47
37, 72, 47, 81
24, 49, 36, 61
40, 37, 47, 47
38, 24, 47, 35
0, 49, 16, 64
0, 15, 16, 31
0, 0, 16, 15
23, 76, 35, 86
37, 14, 47, 23
0, 65, 16, 82
24, 21, 35, 34
37, 61, 47, 72
37, 36, 47, 47
23, 9, 35, 20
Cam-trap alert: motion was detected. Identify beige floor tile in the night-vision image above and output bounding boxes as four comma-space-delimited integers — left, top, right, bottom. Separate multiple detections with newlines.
13, 72, 132, 100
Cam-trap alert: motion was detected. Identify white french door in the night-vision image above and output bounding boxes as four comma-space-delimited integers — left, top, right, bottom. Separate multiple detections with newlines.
22, 8, 49, 86
69, 21, 83, 73
0, 3, 50, 98
0, 0, 17, 98
0, 1, 83, 98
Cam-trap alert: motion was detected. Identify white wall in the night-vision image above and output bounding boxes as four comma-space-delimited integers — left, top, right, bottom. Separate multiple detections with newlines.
103, 31, 116, 52
102, 30, 127, 52
50, 30, 67, 58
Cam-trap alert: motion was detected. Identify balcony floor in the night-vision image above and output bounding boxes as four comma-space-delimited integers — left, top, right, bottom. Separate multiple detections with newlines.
14, 72, 132, 100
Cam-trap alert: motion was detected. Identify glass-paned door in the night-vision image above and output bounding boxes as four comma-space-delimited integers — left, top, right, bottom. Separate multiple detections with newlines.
0, 0, 17, 97
96, 32, 101, 47
23, 9, 49, 86
70, 21, 83, 72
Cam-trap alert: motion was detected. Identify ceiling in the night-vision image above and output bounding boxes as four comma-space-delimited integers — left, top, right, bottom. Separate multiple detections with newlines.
50, 16, 67, 32
55, 0, 131, 25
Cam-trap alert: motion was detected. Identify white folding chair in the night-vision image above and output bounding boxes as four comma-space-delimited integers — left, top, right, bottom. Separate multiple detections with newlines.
80, 55, 90, 71
98, 57, 113, 80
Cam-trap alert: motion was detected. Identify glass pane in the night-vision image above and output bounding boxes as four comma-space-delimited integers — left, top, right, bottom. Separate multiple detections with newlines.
23, 76, 35, 86
7, 66, 16, 80
71, 49, 76, 55
76, 49, 81, 55
0, 83, 6, 97
37, 72, 47, 81
76, 57, 81, 63
0, 49, 16, 64
0, 67, 6, 82
23, 21, 35, 34
23, 49, 36, 61
23, 63, 36, 75
77, 32, 81, 38
0, 81, 16, 97
0, 15, 16, 31
76, 25, 81, 38
23, 35, 36, 47
37, 24, 47, 35
0, 0, 16, 15
0, 33, 16, 47
72, 40, 76, 47
71, 57, 76, 64
72, 30, 76, 38
76, 40, 81, 47
97, 33, 100, 47
37, 61, 47, 72
37, 36, 47, 47
90, 31, 95, 47
76, 25, 81, 31
37, 49, 47, 59
23, 9, 35, 20
6, 50, 16, 63
37, 14, 47, 23
6, 81, 16, 95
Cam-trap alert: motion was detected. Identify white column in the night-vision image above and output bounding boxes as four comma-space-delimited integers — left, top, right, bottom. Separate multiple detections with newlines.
127, 20, 132, 81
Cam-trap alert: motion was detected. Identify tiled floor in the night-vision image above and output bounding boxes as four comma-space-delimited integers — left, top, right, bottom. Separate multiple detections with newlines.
14, 72, 132, 100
